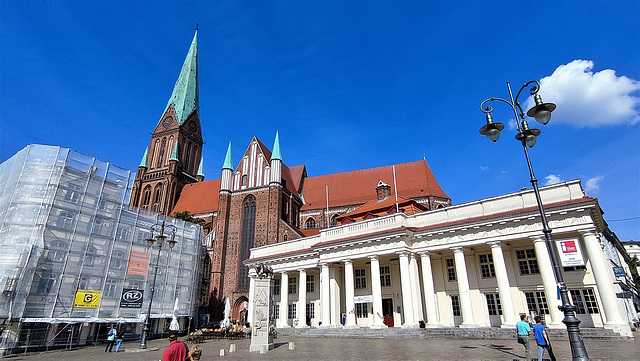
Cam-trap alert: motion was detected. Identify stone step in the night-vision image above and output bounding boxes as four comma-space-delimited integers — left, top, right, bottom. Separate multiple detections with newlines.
276, 326, 631, 342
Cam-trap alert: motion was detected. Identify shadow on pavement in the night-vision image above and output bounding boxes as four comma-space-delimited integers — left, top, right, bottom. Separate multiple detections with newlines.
484, 343, 521, 358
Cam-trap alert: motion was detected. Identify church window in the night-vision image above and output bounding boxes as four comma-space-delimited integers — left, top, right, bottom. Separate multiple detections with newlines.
451, 295, 461, 316
167, 136, 174, 164
355, 269, 366, 289
330, 216, 337, 227
152, 139, 160, 168
184, 142, 192, 171
306, 275, 315, 293
241, 174, 248, 187
157, 138, 167, 168
191, 146, 198, 173
446, 258, 456, 281
478, 254, 495, 278
515, 249, 540, 275
152, 184, 163, 212
142, 186, 152, 208
485, 294, 502, 315
288, 276, 297, 294
237, 195, 256, 290
305, 218, 316, 229
380, 266, 391, 287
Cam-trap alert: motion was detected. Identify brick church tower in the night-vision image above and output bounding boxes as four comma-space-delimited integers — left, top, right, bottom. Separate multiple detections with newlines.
130, 30, 205, 215
209, 132, 304, 322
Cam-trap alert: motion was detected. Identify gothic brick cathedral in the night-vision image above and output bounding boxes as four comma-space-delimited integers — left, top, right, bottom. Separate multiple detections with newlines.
131, 30, 452, 323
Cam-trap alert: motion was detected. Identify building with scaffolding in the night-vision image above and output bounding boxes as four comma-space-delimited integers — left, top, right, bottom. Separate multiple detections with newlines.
0, 144, 203, 354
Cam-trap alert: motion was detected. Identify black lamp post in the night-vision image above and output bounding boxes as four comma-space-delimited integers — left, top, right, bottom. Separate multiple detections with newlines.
479, 81, 589, 360
139, 220, 177, 349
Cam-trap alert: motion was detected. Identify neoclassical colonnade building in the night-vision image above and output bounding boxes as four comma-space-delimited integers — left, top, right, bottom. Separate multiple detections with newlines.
245, 180, 633, 337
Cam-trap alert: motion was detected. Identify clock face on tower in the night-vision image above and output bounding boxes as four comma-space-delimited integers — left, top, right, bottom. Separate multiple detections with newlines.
188, 121, 197, 133
162, 117, 173, 129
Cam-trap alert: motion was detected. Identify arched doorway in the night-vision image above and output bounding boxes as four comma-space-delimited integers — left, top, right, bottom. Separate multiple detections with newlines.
232, 296, 249, 327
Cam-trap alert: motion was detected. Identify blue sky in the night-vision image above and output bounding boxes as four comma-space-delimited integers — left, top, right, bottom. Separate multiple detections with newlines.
1, 1, 639, 241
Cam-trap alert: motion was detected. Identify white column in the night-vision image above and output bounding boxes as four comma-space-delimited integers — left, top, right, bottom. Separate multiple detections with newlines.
452, 247, 475, 328
278, 272, 289, 328
409, 253, 424, 322
419, 252, 439, 327
398, 252, 416, 327
343, 260, 357, 327
329, 267, 340, 327
320, 263, 331, 327
532, 237, 564, 328
489, 242, 517, 328
369, 256, 385, 328
248, 275, 256, 327
580, 230, 627, 330
297, 269, 308, 328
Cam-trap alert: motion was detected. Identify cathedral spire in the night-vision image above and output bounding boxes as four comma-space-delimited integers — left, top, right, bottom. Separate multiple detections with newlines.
222, 141, 233, 170
160, 30, 199, 127
271, 130, 282, 161
221, 141, 233, 192
139, 146, 149, 168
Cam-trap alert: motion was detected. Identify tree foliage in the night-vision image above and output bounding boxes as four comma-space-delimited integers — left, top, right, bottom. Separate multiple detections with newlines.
171, 210, 205, 225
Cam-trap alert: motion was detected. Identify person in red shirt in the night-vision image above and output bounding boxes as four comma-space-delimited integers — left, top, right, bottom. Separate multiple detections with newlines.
162, 331, 187, 361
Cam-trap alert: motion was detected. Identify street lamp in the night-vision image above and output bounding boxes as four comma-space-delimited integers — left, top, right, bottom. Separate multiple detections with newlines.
139, 220, 177, 349
479, 81, 588, 360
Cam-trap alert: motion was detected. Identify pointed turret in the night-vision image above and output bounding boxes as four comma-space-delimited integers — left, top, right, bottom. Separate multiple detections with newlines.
221, 141, 233, 192
196, 155, 205, 182
269, 131, 282, 186
139, 146, 149, 168
160, 30, 199, 127
170, 142, 179, 162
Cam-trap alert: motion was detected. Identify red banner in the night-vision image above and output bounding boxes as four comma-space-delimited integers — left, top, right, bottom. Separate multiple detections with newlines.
127, 251, 150, 276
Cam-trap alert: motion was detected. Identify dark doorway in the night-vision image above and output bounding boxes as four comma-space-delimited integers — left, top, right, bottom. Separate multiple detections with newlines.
382, 298, 393, 317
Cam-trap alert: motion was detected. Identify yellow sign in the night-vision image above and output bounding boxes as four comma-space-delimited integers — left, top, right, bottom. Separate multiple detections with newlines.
73, 290, 101, 309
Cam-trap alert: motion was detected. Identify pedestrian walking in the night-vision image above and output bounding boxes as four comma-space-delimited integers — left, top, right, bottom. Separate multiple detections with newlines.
104, 326, 117, 352
162, 331, 187, 361
533, 316, 556, 361
114, 328, 124, 352
516, 314, 532, 361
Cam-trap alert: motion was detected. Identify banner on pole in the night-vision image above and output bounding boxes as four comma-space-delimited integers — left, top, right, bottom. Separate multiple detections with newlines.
73, 290, 101, 309
555, 238, 585, 267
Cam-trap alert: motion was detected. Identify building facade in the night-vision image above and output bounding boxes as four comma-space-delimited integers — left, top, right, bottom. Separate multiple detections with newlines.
245, 180, 635, 337
0, 145, 203, 353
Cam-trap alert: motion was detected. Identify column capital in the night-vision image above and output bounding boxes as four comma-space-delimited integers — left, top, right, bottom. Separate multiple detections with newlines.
451, 246, 464, 254
298, 268, 307, 274
368, 255, 379, 262
488, 241, 502, 249
396, 251, 410, 258
530, 236, 546, 244
343, 259, 353, 265
578, 229, 598, 238
280, 271, 289, 276
318, 262, 329, 269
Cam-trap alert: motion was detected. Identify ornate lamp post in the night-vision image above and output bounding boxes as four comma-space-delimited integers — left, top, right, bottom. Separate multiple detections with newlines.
139, 220, 177, 349
479, 81, 589, 360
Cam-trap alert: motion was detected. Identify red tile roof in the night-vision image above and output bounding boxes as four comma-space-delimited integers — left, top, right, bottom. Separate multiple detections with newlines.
172, 179, 220, 215
336, 195, 427, 221
301, 160, 449, 210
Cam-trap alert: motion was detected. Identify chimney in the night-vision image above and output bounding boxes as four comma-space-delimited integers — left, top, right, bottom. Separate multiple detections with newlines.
376, 180, 391, 201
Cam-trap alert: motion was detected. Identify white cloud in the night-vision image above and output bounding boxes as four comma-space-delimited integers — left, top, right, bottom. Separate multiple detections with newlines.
525, 60, 640, 127
543, 174, 563, 185
480, 166, 489, 171
584, 176, 604, 194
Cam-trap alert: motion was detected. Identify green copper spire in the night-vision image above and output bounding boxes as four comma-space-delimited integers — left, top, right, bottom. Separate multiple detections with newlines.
271, 130, 282, 161
160, 30, 199, 126
197, 155, 205, 177
139, 146, 149, 168
222, 141, 233, 170
170, 142, 179, 162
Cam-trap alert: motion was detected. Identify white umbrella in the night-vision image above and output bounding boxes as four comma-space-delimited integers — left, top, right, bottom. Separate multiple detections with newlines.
221, 297, 231, 328
169, 297, 180, 331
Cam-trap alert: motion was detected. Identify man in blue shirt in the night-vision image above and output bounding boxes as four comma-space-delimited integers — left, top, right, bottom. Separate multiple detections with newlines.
516, 314, 532, 361
533, 316, 556, 361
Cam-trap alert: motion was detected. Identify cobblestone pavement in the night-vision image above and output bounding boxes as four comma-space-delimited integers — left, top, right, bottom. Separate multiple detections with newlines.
5, 334, 638, 361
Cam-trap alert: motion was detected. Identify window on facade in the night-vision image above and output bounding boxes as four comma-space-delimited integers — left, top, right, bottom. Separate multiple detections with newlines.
64, 184, 82, 204
288, 276, 297, 294
105, 279, 118, 298
241, 174, 248, 187
184, 142, 192, 171
79, 276, 90, 289
142, 186, 152, 207
306, 275, 315, 293
516, 249, 540, 275
355, 269, 367, 289
116, 227, 129, 240
46, 249, 65, 262
305, 218, 316, 229
570, 289, 599, 314
273, 278, 281, 296
446, 258, 456, 281
451, 295, 461, 316
380, 265, 391, 287
91, 218, 104, 235
37, 272, 55, 294
485, 294, 503, 315
157, 138, 167, 168
288, 303, 297, 319
479, 254, 496, 278
306, 303, 315, 319
525, 291, 549, 314
56, 211, 75, 229
98, 194, 109, 210
356, 303, 368, 318
330, 216, 337, 227
237, 195, 256, 291
564, 265, 587, 271
84, 245, 98, 267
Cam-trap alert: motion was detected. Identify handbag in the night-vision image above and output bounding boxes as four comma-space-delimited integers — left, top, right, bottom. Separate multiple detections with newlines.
517, 336, 526, 344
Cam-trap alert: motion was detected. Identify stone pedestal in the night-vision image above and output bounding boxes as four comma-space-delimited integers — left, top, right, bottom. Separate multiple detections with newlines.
250, 278, 274, 352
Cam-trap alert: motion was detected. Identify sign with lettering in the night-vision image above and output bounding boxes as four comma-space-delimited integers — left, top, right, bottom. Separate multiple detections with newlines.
353, 295, 373, 303
73, 290, 101, 309
613, 267, 626, 278
555, 238, 585, 267
120, 288, 144, 308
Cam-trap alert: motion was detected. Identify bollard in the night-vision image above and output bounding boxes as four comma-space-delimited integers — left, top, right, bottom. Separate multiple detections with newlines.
288, 341, 295, 350
229, 344, 236, 353
260, 345, 267, 354
219, 348, 225, 356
